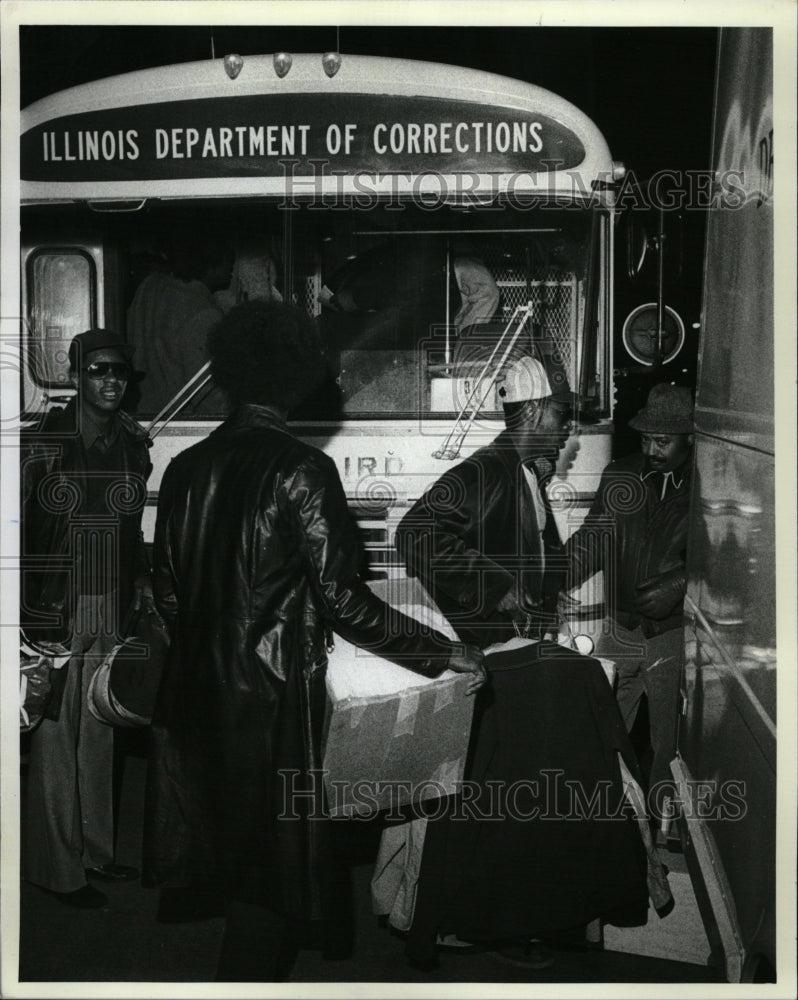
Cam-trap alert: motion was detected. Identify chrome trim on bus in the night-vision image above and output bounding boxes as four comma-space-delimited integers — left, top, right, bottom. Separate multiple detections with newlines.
684, 593, 776, 741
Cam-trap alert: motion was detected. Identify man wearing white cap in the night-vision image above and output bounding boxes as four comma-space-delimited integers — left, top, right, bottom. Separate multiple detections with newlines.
395, 357, 654, 971
396, 352, 577, 646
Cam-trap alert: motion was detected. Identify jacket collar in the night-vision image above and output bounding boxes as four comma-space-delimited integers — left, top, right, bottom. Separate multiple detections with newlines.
79, 407, 121, 450
40, 399, 148, 444
116, 407, 150, 443
482, 430, 525, 474
639, 456, 691, 498
223, 403, 290, 434
489, 430, 555, 483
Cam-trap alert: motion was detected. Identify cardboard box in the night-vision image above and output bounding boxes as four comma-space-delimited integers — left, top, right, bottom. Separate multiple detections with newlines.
322, 577, 475, 818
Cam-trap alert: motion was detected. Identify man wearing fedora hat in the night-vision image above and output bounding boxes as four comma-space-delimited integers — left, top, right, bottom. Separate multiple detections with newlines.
565, 382, 694, 805
21, 329, 152, 907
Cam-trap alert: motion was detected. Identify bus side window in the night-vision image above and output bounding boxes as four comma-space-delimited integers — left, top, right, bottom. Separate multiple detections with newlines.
26, 249, 97, 388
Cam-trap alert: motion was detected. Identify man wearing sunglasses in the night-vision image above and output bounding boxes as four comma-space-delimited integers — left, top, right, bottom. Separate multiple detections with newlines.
21, 328, 152, 908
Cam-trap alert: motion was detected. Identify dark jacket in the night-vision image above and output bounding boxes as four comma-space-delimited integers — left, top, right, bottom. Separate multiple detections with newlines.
395, 431, 565, 648
565, 452, 691, 637
144, 404, 457, 919
407, 643, 650, 964
21, 401, 151, 646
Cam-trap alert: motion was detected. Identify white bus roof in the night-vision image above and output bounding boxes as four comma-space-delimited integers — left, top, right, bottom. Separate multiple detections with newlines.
22, 53, 617, 205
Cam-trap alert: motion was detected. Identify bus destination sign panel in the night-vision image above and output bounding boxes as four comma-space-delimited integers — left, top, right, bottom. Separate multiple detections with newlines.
22, 93, 586, 183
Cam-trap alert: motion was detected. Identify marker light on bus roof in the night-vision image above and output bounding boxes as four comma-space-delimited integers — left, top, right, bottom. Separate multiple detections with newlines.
322, 52, 342, 78
224, 54, 244, 80
273, 52, 293, 78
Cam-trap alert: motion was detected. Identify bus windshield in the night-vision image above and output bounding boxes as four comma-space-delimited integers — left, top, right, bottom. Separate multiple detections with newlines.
303, 200, 602, 419
23, 197, 607, 422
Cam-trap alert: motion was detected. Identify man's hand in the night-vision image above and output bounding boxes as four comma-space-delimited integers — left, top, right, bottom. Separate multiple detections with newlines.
447, 646, 488, 696
133, 574, 154, 612
633, 568, 686, 620
557, 590, 582, 619
496, 585, 522, 615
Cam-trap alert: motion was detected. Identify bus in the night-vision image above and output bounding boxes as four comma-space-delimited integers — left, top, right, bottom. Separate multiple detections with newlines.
19, 52, 622, 589
672, 27, 776, 983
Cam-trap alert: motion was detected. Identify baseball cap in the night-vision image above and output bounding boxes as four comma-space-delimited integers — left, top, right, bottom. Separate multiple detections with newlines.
497, 354, 579, 404
68, 329, 134, 370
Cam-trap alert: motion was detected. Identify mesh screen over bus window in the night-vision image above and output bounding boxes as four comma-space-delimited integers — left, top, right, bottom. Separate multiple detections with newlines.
482, 244, 581, 393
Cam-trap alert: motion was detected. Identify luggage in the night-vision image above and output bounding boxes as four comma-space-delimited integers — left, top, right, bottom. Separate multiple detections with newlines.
19, 639, 70, 731
88, 599, 170, 727
322, 578, 476, 818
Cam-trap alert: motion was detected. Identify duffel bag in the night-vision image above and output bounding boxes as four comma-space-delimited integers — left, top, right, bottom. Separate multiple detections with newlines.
88, 599, 169, 728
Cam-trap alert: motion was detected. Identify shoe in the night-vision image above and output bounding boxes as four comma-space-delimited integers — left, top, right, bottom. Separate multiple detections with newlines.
85, 863, 139, 883
436, 933, 477, 954
491, 938, 555, 970
47, 884, 109, 908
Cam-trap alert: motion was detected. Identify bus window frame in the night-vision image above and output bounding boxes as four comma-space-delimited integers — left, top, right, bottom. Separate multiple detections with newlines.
24, 245, 98, 390
295, 200, 613, 421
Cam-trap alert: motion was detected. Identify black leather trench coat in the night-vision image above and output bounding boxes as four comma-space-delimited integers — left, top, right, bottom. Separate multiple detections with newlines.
396, 431, 565, 648
144, 405, 456, 919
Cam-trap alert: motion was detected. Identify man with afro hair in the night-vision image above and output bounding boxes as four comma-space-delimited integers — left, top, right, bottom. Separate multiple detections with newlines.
145, 300, 485, 981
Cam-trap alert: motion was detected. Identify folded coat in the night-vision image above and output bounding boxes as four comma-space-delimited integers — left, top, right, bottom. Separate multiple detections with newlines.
406, 642, 652, 965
